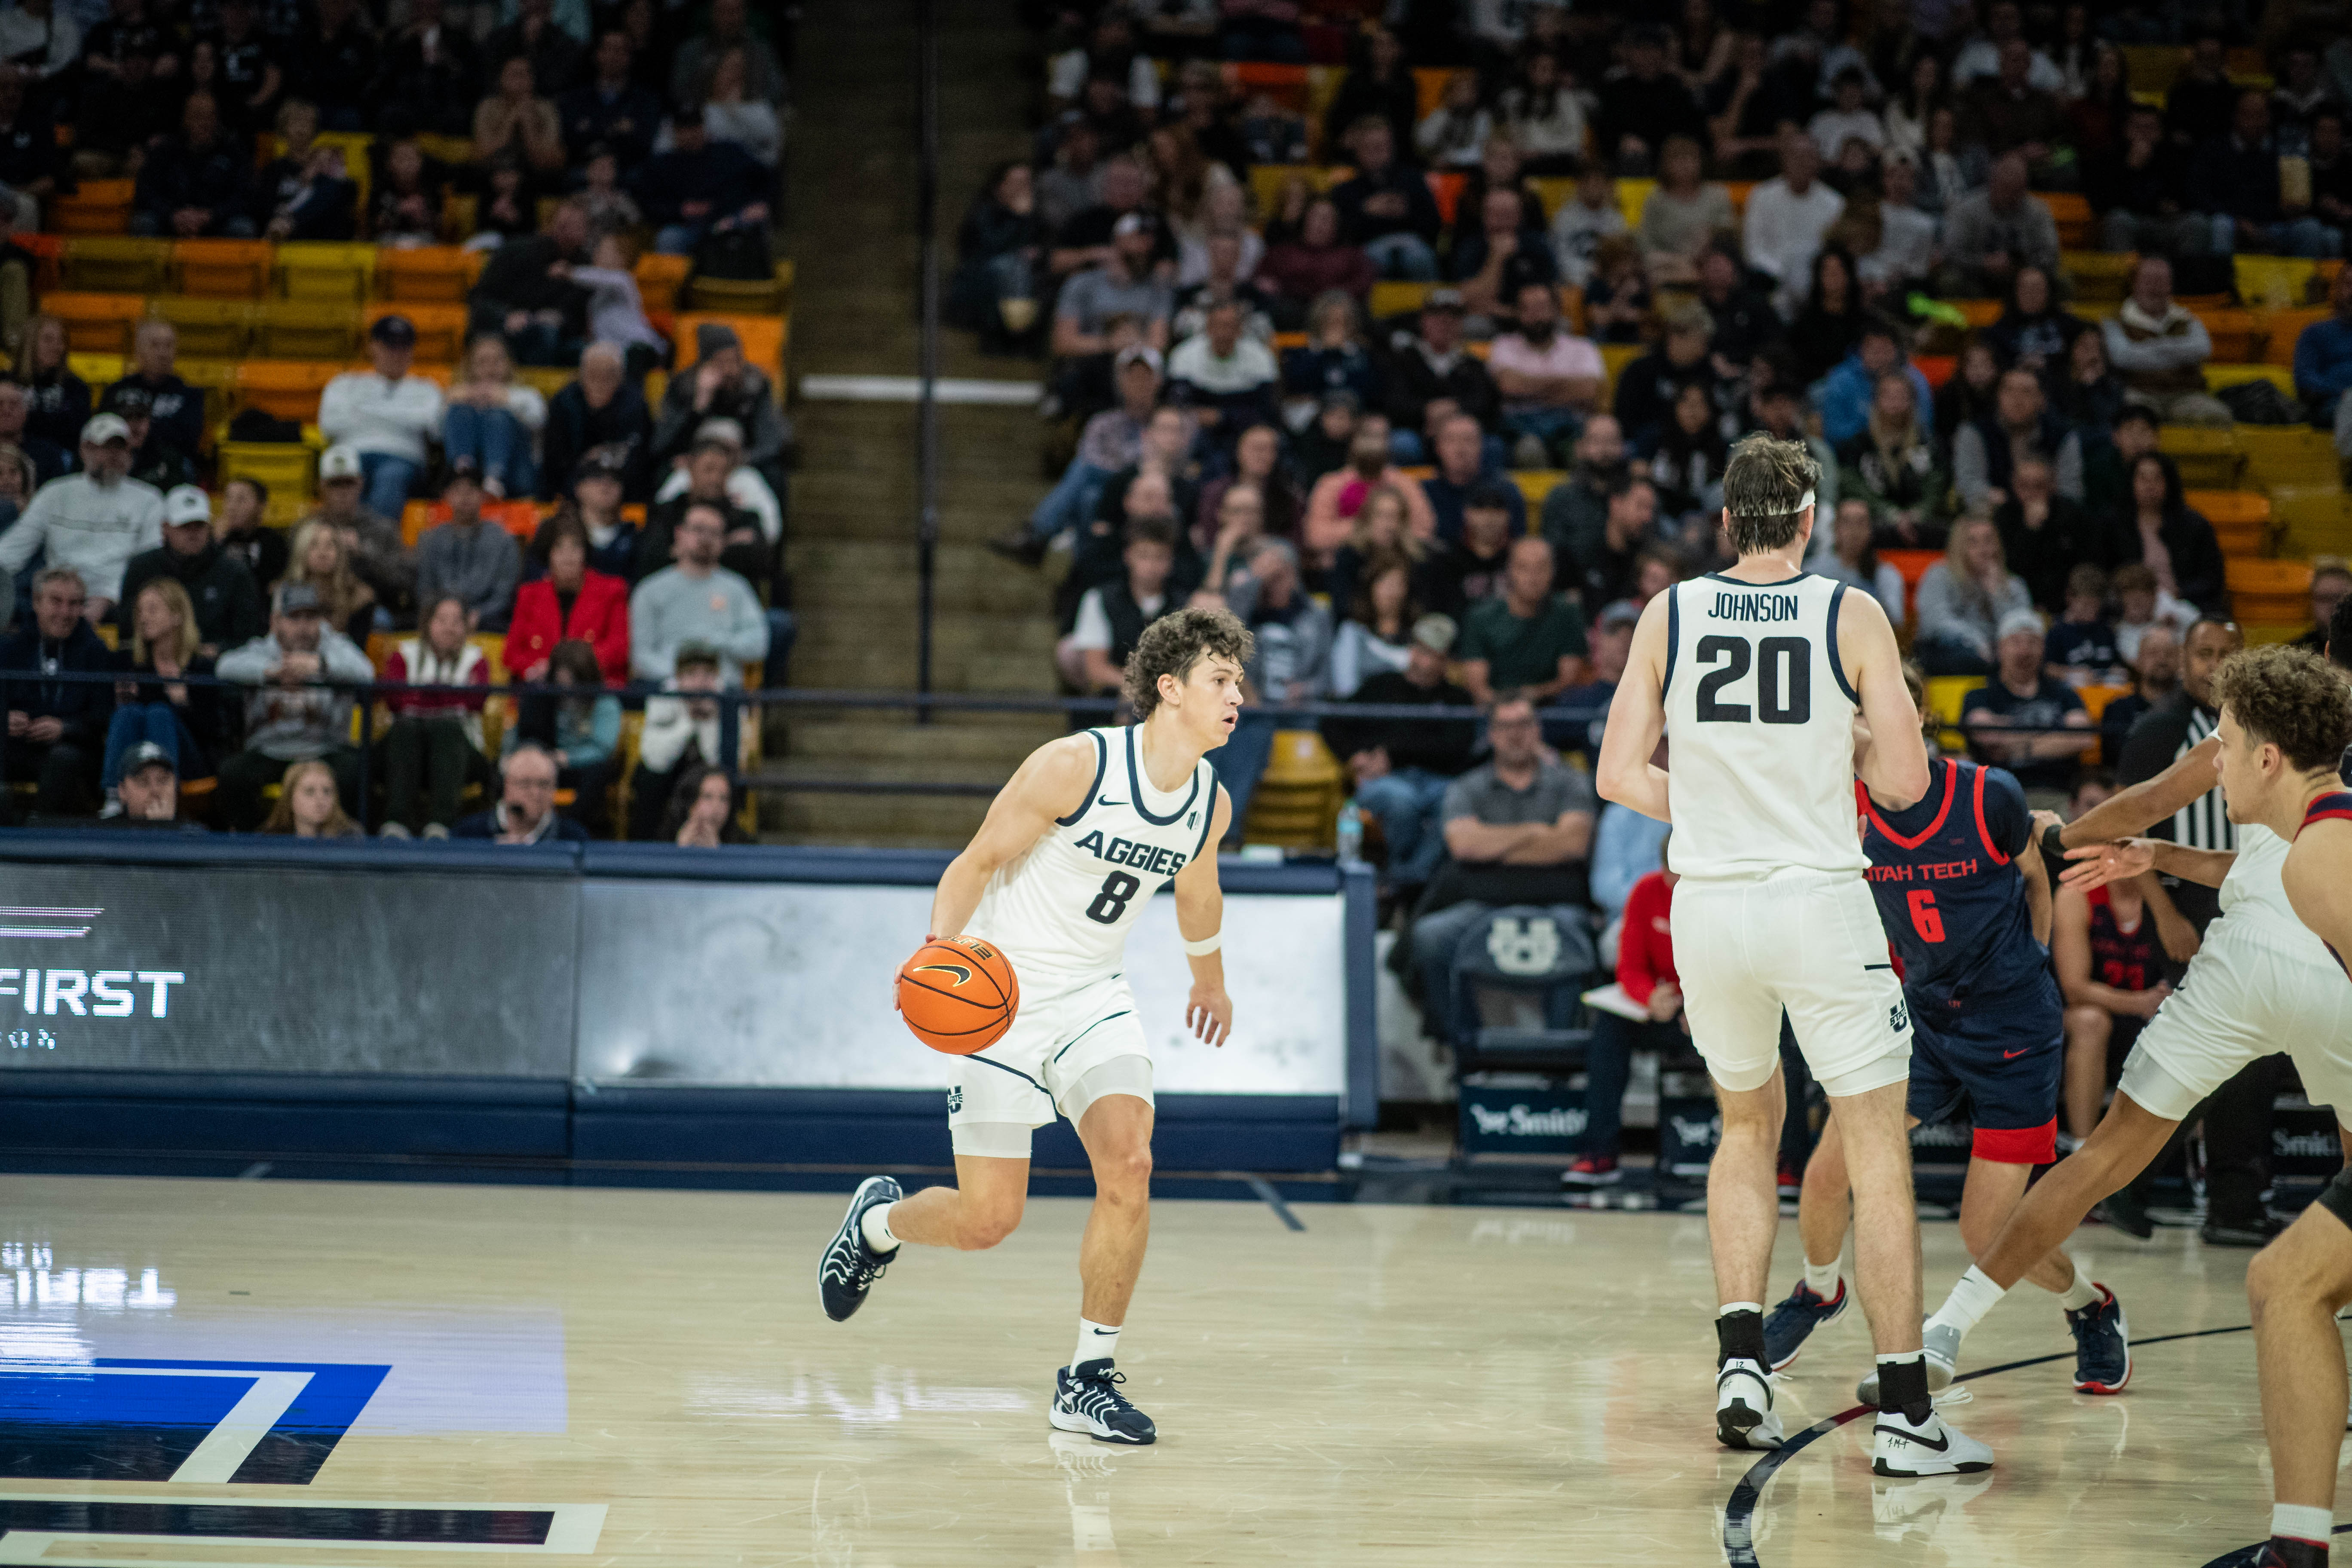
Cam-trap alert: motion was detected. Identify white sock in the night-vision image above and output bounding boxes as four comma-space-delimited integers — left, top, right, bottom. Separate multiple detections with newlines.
2054, 1265, 2100, 1312
1803, 1256, 1841, 1298
1073, 1317, 1121, 1370
1928, 1265, 2009, 1337
860, 1202, 900, 1254
2274, 1503, 2334, 1544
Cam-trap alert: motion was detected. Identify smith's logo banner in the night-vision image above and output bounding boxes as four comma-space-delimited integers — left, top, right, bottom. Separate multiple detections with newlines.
1467, 1102, 1586, 1139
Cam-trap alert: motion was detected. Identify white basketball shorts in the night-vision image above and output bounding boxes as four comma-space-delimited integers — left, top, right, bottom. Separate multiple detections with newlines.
948, 971, 1154, 1155
2118, 916, 2352, 1123
1670, 868, 1914, 1099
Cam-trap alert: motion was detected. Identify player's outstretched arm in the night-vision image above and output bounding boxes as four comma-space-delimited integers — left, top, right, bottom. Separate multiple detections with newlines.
2018, 831, 2053, 947
1596, 591, 1673, 823
929, 735, 1097, 940
2285, 820, 2352, 959
2048, 735, 2223, 848
1839, 587, 1929, 809
1173, 786, 1234, 1046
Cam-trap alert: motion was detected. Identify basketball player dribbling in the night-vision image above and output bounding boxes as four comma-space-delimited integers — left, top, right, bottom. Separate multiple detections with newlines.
1598, 433, 1992, 1475
2209, 645, 2352, 1568
817, 609, 1245, 1448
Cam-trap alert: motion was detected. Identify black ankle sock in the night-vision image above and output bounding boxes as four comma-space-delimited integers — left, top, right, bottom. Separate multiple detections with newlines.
1716, 1309, 1766, 1367
1877, 1355, 1933, 1425
2263, 1536, 2329, 1568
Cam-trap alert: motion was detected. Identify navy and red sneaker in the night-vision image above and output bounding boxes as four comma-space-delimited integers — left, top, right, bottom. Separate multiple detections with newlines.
2251, 1535, 2329, 1568
1561, 1155, 1621, 1188
1777, 1162, 1803, 1199
1762, 1278, 1848, 1371
2065, 1282, 2131, 1394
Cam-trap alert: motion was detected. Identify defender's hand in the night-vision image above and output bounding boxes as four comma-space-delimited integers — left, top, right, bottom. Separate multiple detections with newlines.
1186, 983, 1232, 1047
2061, 837, 2156, 891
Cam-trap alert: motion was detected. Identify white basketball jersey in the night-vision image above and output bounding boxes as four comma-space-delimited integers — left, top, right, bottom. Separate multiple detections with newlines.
965, 726, 1218, 996
1662, 570, 1869, 882
2220, 823, 2337, 965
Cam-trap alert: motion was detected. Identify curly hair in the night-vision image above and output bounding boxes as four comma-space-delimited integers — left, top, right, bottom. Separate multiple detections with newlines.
1719, 433, 1820, 555
2211, 645, 2352, 773
1124, 606, 1253, 720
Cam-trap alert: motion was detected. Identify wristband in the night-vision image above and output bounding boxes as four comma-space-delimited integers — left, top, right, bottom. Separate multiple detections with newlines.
2040, 820, 2067, 867
1182, 933, 1222, 956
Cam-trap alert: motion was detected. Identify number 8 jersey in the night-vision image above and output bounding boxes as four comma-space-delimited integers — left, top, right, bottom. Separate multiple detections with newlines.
1662, 571, 1869, 882
967, 726, 1219, 997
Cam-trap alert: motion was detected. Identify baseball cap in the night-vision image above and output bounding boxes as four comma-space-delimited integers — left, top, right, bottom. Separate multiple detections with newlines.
1113, 343, 1164, 376
1465, 478, 1519, 511
1112, 211, 1159, 239
163, 484, 212, 526
1597, 598, 1643, 631
370, 314, 417, 348
122, 741, 174, 777
1423, 287, 1466, 314
109, 385, 152, 416
694, 322, 741, 361
576, 446, 628, 482
81, 413, 130, 446
1410, 613, 1457, 655
693, 416, 746, 450
319, 444, 363, 481
444, 456, 483, 487
276, 581, 324, 615
1997, 608, 2048, 643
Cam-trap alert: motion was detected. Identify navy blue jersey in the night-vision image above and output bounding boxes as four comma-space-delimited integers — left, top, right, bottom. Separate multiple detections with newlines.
1859, 759, 2047, 1013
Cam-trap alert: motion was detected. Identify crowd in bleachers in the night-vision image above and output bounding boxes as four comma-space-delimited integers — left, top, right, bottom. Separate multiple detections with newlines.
0, 0, 792, 844
971, 3, 2352, 1145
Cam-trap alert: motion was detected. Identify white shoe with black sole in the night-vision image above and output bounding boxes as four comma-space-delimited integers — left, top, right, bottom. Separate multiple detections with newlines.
1856, 1322, 1962, 1404
1871, 1407, 1993, 1476
1715, 1358, 1783, 1450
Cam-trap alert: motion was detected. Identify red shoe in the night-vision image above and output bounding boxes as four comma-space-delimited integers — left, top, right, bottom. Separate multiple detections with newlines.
1562, 1155, 1621, 1188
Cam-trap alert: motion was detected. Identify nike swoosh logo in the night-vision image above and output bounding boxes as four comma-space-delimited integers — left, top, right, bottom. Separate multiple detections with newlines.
913, 963, 972, 985
1098, 796, 1125, 806
1876, 1423, 1950, 1452
2002, 1048, 2030, 1059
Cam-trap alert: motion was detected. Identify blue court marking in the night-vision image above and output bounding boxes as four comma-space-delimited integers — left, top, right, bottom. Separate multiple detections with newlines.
1723, 1323, 2252, 1568
0, 1359, 389, 1485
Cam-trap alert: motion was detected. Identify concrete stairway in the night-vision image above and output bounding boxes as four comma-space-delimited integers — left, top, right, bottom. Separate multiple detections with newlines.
769, 0, 1062, 846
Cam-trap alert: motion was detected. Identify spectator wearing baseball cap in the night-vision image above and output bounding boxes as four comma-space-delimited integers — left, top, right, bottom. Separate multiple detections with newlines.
0, 413, 165, 624
540, 342, 654, 504
415, 462, 524, 632
294, 446, 414, 624
214, 580, 376, 831
0, 568, 115, 819
650, 320, 790, 481
1382, 290, 1502, 463
1318, 612, 1478, 889
558, 447, 643, 582
995, 342, 1164, 561
100, 320, 206, 471
639, 426, 772, 588
1054, 208, 1174, 364
649, 414, 781, 551
115, 484, 265, 657
105, 385, 201, 494
318, 315, 447, 523
97, 742, 204, 832
1962, 606, 2096, 799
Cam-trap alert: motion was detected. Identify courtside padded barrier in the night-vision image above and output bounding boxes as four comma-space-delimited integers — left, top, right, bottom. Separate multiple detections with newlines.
0, 835, 1376, 1178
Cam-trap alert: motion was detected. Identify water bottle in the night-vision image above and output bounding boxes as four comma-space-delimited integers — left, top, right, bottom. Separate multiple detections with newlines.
1335, 799, 1364, 865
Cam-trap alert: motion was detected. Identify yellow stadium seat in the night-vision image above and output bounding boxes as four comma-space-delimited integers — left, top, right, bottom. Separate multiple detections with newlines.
1613, 177, 1655, 230
49, 180, 134, 236
2239, 425, 2340, 490
44, 292, 147, 353
2061, 250, 2137, 303
1510, 469, 1563, 509
2202, 362, 2294, 395
170, 239, 274, 299
175, 357, 237, 446
1369, 281, 1433, 319
275, 242, 377, 303
1600, 342, 1642, 394
684, 271, 787, 315
674, 312, 786, 380
633, 252, 692, 313
217, 440, 320, 512
2236, 255, 2320, 308
233, 360, 343, 424
60, 236, 169, 294
414, 133, 475, 167
514, 364, 571, 400
147, 297, 252, 358
66, 352, 122, 386
2243, 622, 2308, 645
377, 246, 474, 304
1925, 674, 1975, 750
364, 300, 466, 364
1526, 175, 1573, 222
2157, 424, 2244, 489
251, 299, 362, 360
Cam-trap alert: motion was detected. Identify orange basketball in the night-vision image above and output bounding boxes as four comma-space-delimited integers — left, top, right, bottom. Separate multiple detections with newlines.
894, 936, 1020, 1054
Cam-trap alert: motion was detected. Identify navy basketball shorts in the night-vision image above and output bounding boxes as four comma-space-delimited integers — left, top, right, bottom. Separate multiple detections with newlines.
1903, 988, 2065, 1165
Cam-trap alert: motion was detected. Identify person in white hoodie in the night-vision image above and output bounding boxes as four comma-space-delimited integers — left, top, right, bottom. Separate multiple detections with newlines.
626, 641, 735, 841
318, 314, 447, 522
0, 413, 163, 623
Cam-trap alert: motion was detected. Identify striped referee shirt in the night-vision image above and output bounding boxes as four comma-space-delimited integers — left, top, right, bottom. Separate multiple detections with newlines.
2115, 695, 2233, 928
2166, 705, 2236, 854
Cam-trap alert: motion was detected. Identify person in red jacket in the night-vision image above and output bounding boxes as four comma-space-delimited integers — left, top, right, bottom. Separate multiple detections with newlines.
1568, 846, 1685, 1188
506, 513, 629, 686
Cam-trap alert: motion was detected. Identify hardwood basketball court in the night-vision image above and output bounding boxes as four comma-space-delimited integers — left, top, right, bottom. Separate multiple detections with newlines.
0, 1173, 2300, 1565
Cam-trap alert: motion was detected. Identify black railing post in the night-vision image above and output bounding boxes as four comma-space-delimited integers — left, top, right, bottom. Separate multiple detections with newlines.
353, 679, 372, 833
913, 0, 941, 724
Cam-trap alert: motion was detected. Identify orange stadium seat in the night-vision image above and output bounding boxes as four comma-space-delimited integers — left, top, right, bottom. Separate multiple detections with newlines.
44, 292, 146, 353
674, 312, 787, 380
234, 360, 341, 423
364, 301, 467, 364
377, 246, 475, 303
172, 239, 274, 298
633, 252, 691, 313
50, 180, 133, 235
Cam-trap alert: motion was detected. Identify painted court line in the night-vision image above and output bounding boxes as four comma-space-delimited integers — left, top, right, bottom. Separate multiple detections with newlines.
1244, 1177, 1305, 1232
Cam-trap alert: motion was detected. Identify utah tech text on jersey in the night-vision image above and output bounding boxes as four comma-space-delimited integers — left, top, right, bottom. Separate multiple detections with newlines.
1068, 829, 1191, 879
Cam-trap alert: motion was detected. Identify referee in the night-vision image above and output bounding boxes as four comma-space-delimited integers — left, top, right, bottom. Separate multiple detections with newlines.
2109, 614, 2280, 1245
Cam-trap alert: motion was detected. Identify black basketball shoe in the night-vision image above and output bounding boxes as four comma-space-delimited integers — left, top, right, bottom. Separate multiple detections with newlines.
818, 1175, 903, 1323
1050, 1358, 1157, 1445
